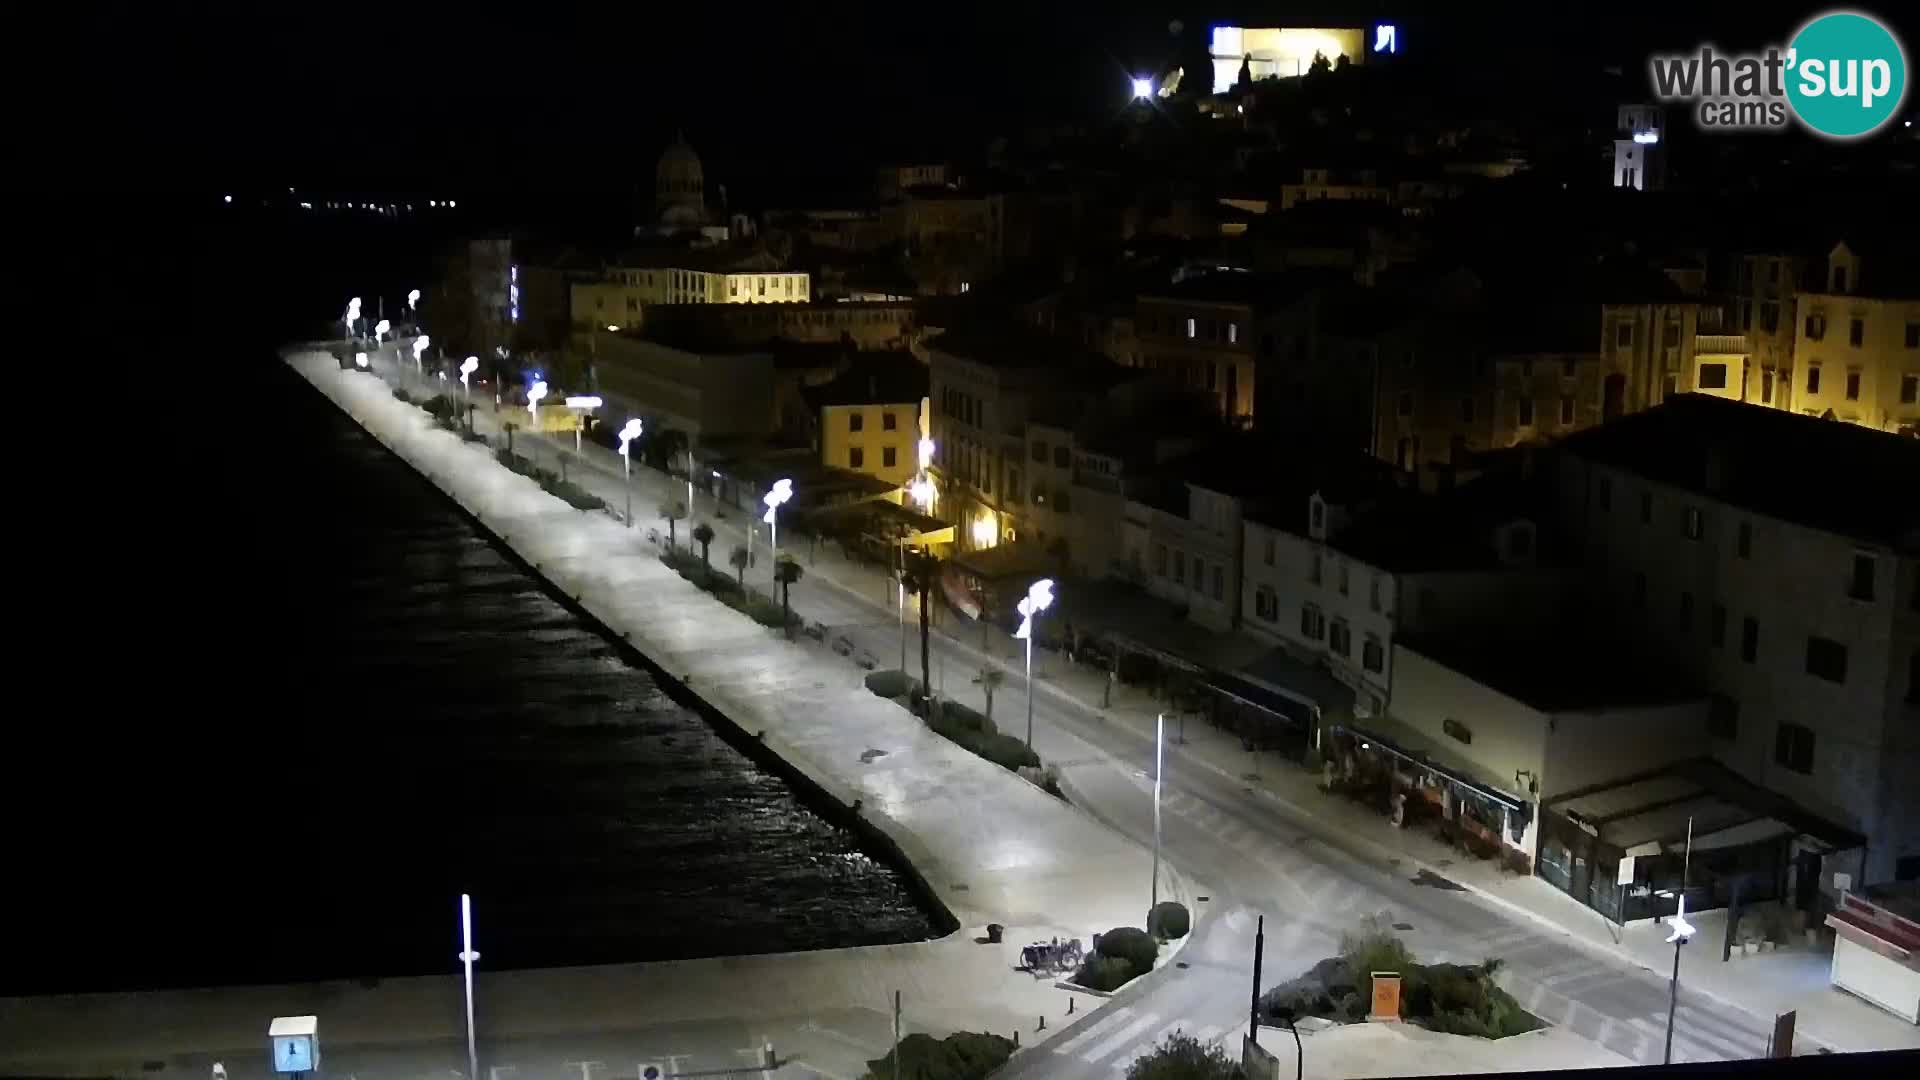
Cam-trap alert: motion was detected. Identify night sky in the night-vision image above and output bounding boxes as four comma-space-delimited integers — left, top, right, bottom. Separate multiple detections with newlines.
55, 2, 1900, 200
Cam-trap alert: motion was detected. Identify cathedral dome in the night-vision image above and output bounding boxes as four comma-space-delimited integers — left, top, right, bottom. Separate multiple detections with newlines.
656, 133, 706, 218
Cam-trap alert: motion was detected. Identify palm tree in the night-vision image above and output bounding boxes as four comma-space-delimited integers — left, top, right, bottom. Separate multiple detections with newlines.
504, 420, 518, 456
974, 667, 1006, 721
774, 556, 804, 630
729, 544, 750, 586
899, 547, 940, 692
691, 522, 715, 576
659, 500, 686, 549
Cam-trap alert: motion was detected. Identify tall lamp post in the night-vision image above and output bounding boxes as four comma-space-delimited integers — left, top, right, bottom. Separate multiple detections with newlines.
344, 296, 361, 340
412, 334, 430, 377
527, 380, 547, 430
1662, 818, 1697, 1065
407, 288, 421, 325
1014, 578, 1056, 749
457, 894, 481, 1080
460, 355, 479, 400
762, 478, 793, 580
617, 419, 644, 527
1151, 711, 1164, 920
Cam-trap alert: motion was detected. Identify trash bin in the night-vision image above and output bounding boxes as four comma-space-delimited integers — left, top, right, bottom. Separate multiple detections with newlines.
987, 923, 1004, 943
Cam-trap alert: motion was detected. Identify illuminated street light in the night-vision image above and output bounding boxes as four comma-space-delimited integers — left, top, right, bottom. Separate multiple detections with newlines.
909, 437, 937, 511
354, 351, 368, 369
412, 334, 430, 375
1131, 77, 1154, 99
1662, 818, 1696, 1065
1152, 712, 1165, 923
457, 894, 480, 1080
408, 288, 421, 316
527, 380, 547, 428
617, 418, 644, 527
374, 318, 391, 343
344, 296, 362, 339
1014, 578, 1056, 748
459, 355, 478, 399
763, 478, 794, 580
606, 324, 621, 332
564, 395, 602, 454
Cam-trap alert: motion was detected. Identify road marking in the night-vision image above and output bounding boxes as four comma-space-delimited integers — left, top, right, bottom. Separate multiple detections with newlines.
1052, 1007, 1137, 1056
1079, 1014, 1161, 1064
1625, 1015, 1746, 1062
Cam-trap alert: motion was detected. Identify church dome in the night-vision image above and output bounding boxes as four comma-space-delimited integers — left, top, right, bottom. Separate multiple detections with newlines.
656, 134, 705, 204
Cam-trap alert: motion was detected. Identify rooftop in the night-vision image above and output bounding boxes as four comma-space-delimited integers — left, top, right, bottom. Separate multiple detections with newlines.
926, 320, 1125, 376
1561, 394, 1920, 551
1141, 267, 1346, 307
1399, 626, 1701, 714
1327, 472, 1570, 573
800, 351, 927, 408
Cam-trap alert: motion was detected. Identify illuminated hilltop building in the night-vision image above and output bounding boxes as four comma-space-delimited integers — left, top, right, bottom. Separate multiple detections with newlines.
1207, 25, 1368, 91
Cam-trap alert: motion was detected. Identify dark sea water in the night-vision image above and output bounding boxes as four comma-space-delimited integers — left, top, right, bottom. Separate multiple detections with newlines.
4, 207, 936, 995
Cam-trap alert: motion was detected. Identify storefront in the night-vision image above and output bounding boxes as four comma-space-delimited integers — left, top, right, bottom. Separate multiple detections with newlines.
1321, 716, 1534, 874
1538, 759, 1864, 925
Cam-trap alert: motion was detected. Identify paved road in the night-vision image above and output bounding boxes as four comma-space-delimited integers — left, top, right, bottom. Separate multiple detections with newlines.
373, 356, 1819, 1077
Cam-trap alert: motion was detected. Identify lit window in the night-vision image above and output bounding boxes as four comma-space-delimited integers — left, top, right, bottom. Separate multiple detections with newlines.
1186, 317, 1197, 339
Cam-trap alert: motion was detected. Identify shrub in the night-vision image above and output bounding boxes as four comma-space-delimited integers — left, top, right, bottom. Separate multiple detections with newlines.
865, 670, 913, 699
1147, 901, 1190, 940
1336, 991, 1367, 1023
1124, 1030, 1238, 1080
1340, 917, 1413, 1004
863, 1032, 1013, 1080
1095, 927, 1160, 973
976, 731, 1040, 772
461, 430, 487, 444
940, 700, 995, 735
1072, 955, 1136, 993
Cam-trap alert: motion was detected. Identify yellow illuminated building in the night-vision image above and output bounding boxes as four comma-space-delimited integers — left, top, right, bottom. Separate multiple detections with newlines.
819, 401, 923, 487
1209, 26, 1365, 90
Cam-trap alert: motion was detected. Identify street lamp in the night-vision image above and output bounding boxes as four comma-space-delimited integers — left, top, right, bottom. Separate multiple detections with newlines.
1152, 711, 1164, 921
354, 351, 368, 369
1663, 818, 1697, 1065
1131, 76, 1155, 99
374, 318, 391, 343
408, 288, 421, 319
762, 478, 793, 580
1014, 578, 1056, 749
617, 418, 643, 527
457, 894, 480, 1080
460, 355, 479, 399
565, 395, 602, 455
909, 438, 937, 512
344, 296, 362, 340
527, 380, 547, 429
412, 334, 430, 376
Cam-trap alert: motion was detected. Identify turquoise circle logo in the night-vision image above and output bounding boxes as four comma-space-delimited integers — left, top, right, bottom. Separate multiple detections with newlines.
1786, 11, 1907, 138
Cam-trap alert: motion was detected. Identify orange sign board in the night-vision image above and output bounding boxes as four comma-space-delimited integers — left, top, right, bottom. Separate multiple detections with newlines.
1369, 973, 1403, 1021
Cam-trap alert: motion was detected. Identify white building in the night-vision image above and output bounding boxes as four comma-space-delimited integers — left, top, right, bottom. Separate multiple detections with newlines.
1557, 394, 1920, 886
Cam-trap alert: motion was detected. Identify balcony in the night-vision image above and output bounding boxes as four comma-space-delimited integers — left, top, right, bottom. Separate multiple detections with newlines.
1694, 334, 1749, 356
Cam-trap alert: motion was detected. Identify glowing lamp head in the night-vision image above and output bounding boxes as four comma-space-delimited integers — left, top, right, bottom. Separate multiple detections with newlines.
413, 336, 430, 357
617, 418, 644, 454
353, 351, 368, 368
1633, 130, 1661, 144
460, 356, 479, 375
1666, 895, 1695, 944
763, 478, 793, 510
1014, 577, 1056, 639
223, 194, 233, 204
1131, 77, 1154, 99
374, 319, 390, 339
606, 324, 621, 332
407, 288, 421, 309
917, 437, 935, 471
527, 381, 548, 405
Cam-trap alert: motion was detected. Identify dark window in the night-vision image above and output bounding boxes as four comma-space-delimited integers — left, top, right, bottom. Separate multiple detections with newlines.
1634, 572, 1648, 608
1443, 717, 1473, 745
1031, 440, 1046, 462
1741, 616, 1759, 663
1906, 322, 1919, 348
1902, 374, 1919, 404
1806, 636, 1848, 683
1849, 554, 1876, 601
1774, 723, 1815, 775
882, 446, 897, 468
1329, 619, 1350, 656
849, 412, 864, 432
1640, 490, 1653, 524
1761, 302, 1779, 332
1300, 604, 1325, 640
1153, 543, 1167, 576
1684, 506, 1703, 540
1397, 391, 1414, 418
1518, 396, 1534, 426
1737, 521, 1752, 559
1711, 604, 1727, 647
1255, 586, 1278, 622
1461, 397, 1475, 423
1849, 317, 1864, 347
1807, 366, 1822, 394
1762, 369, 1774, 403
882, 412, 898, 431
1211, 565, 1224, 601
1560, 396, 1575, 424
1698, 363, 1728, 389
1805, 314, 1826, 341
1680, 590, 1694, 632
1846, 370, 1861, 401
1708, 694, 1738, 739
1363, 636, 1384, 673
1563, 357, 1578, 378
848, 447, 864, 468
1052, 446, 1070, 468
1616, 322, 1633, 348
1663, 324, 1681, 349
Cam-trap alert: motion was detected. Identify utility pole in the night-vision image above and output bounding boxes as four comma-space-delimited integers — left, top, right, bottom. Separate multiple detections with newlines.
1249, 915, 1264, 1045
892, 990, 902, 1080
1663, 817, 1696, 1065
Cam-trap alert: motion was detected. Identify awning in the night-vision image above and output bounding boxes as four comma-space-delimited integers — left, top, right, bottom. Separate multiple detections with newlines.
1328, 714, 1529, 813
1547, 758, 1865, 854
1197, 668, 1321, 729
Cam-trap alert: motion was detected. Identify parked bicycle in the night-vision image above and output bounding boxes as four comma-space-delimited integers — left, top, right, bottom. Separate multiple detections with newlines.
1020, 936, 1084, 974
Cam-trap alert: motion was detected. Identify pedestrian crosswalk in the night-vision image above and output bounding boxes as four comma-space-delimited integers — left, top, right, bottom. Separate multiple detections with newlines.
1050, 1006, 1234, 1071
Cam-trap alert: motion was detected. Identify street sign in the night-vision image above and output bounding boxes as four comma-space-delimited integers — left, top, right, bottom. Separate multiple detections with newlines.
268, 1015, 319, 1074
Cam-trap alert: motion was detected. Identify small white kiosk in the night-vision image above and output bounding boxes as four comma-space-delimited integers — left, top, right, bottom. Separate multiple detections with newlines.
269, 1015, 320, 1076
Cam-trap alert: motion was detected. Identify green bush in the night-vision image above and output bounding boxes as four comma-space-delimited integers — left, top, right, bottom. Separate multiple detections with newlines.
1072, 955, 1136, 993
1124, 1031, 1239, 1080
865, 670, 914, 699
1095, 927, 1160, 973
1340, 918, 1414, 1004
863, 1032, 1013, 1080
461, 430, 488, 444
391, 386, 416, 404
1148, 901, 1190, 940
939, 700, 995, 734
